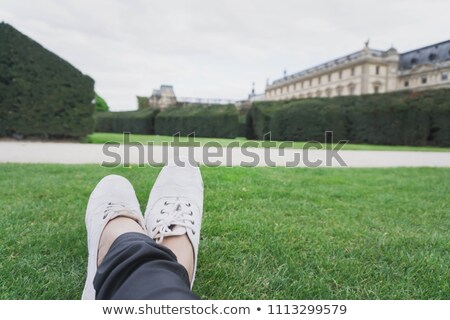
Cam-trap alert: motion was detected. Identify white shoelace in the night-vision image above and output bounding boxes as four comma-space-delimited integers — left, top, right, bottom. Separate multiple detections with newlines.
102, 202, 137, 220
152, 199, 195, 243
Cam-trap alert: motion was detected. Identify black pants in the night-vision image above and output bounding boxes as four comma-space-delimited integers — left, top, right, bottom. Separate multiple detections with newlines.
94, 232, 200, 300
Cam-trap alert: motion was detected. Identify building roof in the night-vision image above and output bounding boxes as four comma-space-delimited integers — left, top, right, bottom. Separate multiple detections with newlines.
399, 40, 450, 70
270, 48, 387, 86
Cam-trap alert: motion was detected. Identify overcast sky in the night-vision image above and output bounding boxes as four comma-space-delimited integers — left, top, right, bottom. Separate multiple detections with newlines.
1, 0, 449, 110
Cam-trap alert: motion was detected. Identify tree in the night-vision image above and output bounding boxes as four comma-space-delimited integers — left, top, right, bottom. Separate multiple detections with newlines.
95, 94, 109, 112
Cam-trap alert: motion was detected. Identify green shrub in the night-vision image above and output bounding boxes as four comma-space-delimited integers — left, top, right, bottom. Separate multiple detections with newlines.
237, 114, 247, 138
95, 108, 159, 134
137, 96, 150, 110
245, 100, 290, 140
252, 89, 450, 146
95, 94, 109, 112
271, 99, 347, 142
0, 23, 95, 139
345, 92, 432, 145
155, 104, 239, 138
422, 90, 450, 146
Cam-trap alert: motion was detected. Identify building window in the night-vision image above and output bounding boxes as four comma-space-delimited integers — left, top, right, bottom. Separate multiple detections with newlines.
375, 65, 380, 75
307, 92, 312, 98
429, 53, 437, 61
309, 79, 312, 86
374, 85, 379, 94
318, 76, 321, 85
316, 90, 322, 97
442, 72, 448, 81
404, 80, 409, 87
326, 88, 332, 97
411, 58, 418, 65
339, 71, 342, 79
421, 76, 427, 84
336, 86, 343, 96
328, 74, 332, 82
349, 84, 356, 95
351, 67, 355, 76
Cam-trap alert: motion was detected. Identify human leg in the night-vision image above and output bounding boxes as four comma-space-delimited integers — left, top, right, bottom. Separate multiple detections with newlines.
82, 174, 200, 300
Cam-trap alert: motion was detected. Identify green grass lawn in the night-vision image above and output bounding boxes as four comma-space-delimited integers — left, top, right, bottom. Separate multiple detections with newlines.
86, 132, 450, 152
0, 164, 449, 299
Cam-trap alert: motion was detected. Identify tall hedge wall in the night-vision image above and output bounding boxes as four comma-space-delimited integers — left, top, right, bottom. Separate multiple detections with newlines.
271, 99, 348, 142
95, 109, 160, 134
155, 104, 239, 138
245, 100, 290, 140
247, 89, 450, 146
0, 23, 95, 139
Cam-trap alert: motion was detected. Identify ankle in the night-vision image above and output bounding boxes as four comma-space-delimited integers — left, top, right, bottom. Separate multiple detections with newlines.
97, 216, 146, 266
161, 234, 195, 282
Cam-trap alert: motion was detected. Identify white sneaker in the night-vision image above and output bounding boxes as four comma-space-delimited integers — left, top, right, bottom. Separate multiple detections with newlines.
144, 162, 204, 288
81, 174, 145, 300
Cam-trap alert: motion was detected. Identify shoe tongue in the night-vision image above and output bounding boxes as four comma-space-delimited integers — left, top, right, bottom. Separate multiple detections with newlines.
170, 225, 187, 236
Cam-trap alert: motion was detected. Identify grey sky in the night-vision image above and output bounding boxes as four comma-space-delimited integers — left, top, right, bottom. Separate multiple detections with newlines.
1, 0, 449, 110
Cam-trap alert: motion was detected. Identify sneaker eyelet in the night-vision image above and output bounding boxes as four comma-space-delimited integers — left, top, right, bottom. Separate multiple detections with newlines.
164, 201, 169, 205
186, 203, 191, 207
103, 214, 108, 219
190, 211, 193, 216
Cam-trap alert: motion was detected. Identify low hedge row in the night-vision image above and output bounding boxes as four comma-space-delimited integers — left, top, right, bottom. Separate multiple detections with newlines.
155, 104, 239, 138
270, 99, 348, 142
95, 109, 159, 135
247, 89, 450, 146
94, 89, 449, 146
245, 100, 290, 140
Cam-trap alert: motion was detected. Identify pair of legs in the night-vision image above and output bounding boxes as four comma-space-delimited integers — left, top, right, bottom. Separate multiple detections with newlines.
98, 217, 194, 282
82, 163, 203, 300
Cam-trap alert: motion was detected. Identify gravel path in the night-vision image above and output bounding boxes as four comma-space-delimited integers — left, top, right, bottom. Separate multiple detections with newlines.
1, 141, 449, 167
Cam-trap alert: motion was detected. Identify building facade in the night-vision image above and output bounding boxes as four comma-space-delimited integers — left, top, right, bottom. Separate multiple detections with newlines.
138, 85, 237, 110
148, 85, 177, 109
265, 40, 450, 100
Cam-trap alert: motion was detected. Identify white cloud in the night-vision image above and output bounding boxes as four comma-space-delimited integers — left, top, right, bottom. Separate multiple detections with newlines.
1, 0, 449, 110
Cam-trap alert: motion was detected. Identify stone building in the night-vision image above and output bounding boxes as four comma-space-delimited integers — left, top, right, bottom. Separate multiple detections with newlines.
137, 85, 177, 110
138, 84, 237, 110
265, 40, 450, 100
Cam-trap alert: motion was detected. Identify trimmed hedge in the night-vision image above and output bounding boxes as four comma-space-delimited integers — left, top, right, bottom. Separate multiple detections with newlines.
95, 109, 160, 134
155, 104, 239, 138
271, 99, 347, 142
247, 89, 450, 146
0, 23, 95, 139
246, 100, 290, 140
137, 96, 150, 110
344, 92, 428, 145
